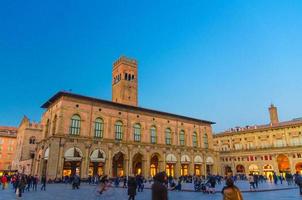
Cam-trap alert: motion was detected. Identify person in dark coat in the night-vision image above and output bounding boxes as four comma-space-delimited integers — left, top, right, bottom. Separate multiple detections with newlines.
128, 176, 137, 200
295, 172, 302, 195
41, 175, 46, 191
152, 172, 168, 200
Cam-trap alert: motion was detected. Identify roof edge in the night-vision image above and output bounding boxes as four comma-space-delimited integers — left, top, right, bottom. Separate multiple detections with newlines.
41, 91, 215, 125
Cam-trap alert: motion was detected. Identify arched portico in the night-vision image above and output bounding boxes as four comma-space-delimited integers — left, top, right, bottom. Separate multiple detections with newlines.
63, 147, 83, 177
150, 153, 160, 177
89, 149, 106, 176
166, 154, 177, 177
112, 152, 125, 177
133, 153, 143, 175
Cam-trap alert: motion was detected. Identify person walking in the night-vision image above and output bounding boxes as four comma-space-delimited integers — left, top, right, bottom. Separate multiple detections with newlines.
26, 175, 32, 191
152, 172, 168, 200
295, 172, 302, 195
72, 174, 80, 189
99, 175, 108, 195
207, 175, 216, 194
32, 175, 38, 191
248, 174, 255, 191
1, 174, 8, 190
40, 175, 46, 191
123, 176, 127, 188
128, 176, 137, 200
273, 172, 278, 184
222, 178, 243, 200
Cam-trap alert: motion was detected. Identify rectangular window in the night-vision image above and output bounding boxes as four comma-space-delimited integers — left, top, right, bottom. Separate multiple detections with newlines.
291, 137, 302, 146
234, 143, 242, 150
134, 127, 141, 142
70, 119, 80, 135
94, 121, 104, 138
166, 138, 171, 145
115, 124, 123, 140
275, 139, 285, 147
179, 133, 185, 146
192, 136, 197, 147
150, 128, 157, 144
246, 142, 254, 149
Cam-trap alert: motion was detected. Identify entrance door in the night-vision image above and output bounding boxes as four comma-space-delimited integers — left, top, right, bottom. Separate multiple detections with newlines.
133, 153, 143, 175
150, 155, 159, 177
166, 164, 175, 177
194, 164, 201, 176
63, 161, 81, 177
112, 152, 124, 177
181, 164, 189, 176
89, 162, 104, 176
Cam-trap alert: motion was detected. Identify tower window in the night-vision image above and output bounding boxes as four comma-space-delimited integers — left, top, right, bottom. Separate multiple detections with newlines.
128, 74, 131, 81
132, 75, 135, 80
125, 73, 128, 80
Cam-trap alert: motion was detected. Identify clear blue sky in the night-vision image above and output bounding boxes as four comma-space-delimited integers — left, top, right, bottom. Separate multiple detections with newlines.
1, 0, 302, 132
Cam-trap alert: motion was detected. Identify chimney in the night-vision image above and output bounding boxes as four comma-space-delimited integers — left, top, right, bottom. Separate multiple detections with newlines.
269, 104, 279, 125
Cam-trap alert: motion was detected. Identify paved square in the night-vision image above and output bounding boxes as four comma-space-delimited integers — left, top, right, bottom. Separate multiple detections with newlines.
0, 181, 300, 200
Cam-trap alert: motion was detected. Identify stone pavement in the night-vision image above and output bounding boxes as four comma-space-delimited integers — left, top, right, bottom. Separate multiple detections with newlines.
0, 182, 300, 200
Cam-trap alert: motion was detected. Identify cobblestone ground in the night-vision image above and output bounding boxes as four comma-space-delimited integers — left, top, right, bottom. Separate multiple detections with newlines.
0, 182, 300, 200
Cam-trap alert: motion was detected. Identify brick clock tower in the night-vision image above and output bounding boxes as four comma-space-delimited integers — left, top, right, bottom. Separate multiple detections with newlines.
112, 56, 138, 106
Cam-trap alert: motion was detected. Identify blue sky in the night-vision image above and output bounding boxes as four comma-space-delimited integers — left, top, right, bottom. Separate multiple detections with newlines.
1, 0, 302, 132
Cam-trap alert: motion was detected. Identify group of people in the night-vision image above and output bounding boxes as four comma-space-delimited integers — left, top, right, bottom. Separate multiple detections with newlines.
94, 172, 242, 200
4, 171, 302, 199
0, 173, 47, 197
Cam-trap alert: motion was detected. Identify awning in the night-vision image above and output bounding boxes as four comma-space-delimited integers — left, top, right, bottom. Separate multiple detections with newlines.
181, 155, 191, 163
90, 149, 106, 162
194, 155, 203, 164
166, 154, 177, 163
206, 157, 214, 165
64, 147, 83, 161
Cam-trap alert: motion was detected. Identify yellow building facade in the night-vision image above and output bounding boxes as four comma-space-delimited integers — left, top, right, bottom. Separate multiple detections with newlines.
214, 105, 302, 177
32, 57, 218, 180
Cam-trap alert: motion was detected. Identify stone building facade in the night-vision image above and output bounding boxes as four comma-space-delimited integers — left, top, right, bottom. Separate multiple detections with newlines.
32, 57, 218, 180
0, 126, 17, 175
12, 116, 43, 175
214, 104, 302, 177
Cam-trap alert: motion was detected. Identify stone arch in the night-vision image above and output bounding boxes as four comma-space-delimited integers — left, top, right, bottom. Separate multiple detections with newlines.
277, 154, 290, 173
206, 156, 214, 165
63, 147, 83, 177
112, 149, 128, 160
150, 153, 160, 177
132, 153, 143, 175
64, 147, 83, 161
90, 149, 106, 162
236, 164, 245, 173
205, 156, 214, 175
112, 151, 126, 177
166, 153, 177, 163
89, 148, 106, 176
224, 165, 233, 175
194, 155, 203, 164
165, 153, 177, 177
248, 164, 259, 174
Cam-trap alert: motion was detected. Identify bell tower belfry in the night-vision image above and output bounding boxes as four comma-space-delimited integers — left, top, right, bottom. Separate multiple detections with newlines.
112, 56, 138, 106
